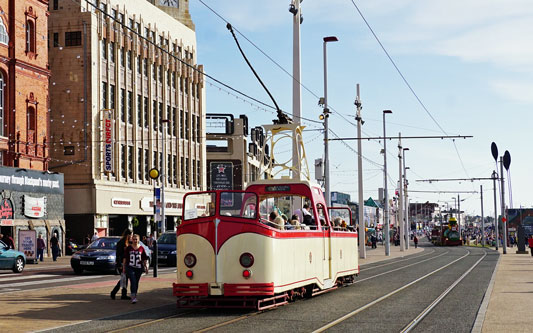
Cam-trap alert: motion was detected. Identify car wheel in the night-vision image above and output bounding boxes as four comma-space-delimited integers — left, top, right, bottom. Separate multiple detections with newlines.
74, 267, 84, 275
13, 257, 25, 273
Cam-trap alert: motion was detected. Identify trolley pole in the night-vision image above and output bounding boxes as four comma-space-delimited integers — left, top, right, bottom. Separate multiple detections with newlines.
355, 85, 365, 259
480, 185, 485, 247
492, 171, 499, 250
398, 133, 404, 252
500, 157, 507, 254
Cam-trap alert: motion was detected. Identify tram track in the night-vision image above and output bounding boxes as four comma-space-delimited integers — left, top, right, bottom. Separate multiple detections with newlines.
358, 248, 436, 272
312, 248, 488, 332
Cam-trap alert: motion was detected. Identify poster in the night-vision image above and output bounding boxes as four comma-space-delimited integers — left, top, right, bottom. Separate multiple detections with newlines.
18, 230, 36, 260
210, 162, 233, 207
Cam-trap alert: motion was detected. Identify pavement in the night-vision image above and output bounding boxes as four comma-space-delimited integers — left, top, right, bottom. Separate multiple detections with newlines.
1, 242, 532, 332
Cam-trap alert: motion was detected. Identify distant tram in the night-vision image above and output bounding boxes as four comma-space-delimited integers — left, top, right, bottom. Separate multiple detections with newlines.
172, 123, 359, 309
431, 217, 462, 246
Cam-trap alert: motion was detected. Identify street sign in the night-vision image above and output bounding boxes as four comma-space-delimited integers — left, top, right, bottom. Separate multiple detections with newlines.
502, 217, 507, 223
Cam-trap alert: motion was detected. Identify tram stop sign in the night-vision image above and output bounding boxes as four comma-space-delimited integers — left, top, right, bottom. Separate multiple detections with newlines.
502, 217, 507, 223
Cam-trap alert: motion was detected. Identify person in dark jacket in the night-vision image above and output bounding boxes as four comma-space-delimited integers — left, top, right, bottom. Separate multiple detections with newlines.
50, 233, 59, 261
528, 235, 533, 257
110, 229, 132, 300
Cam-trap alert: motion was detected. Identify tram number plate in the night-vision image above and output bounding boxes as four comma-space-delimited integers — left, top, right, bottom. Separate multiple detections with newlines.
158, 255, 167, 259
80, 261, 94, 266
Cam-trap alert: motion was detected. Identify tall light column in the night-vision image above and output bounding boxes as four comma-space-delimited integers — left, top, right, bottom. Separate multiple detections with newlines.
355, 84, 365, 259
500, 157, 507, 254
322, 36, 338, 206
291, 0, 302, 179
403, 148, 410, 250
480, 184, 485, 247
383, 110, 392, 256
492, 171, 499, 250
397, 133, 404, 252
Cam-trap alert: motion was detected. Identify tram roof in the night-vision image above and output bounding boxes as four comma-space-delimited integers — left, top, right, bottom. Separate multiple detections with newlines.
246, 178, 321, 189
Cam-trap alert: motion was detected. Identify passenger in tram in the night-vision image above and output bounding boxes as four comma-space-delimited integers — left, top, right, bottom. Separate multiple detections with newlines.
289, 214, 302, 230
333, 217, 342, 230
268, 211, 285, 230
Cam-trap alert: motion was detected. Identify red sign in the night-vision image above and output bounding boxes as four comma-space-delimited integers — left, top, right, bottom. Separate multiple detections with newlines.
502, 217, 507, 223
0, 199, 14, 219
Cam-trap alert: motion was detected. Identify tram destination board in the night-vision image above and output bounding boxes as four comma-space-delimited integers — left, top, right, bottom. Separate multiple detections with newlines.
265, 185, 291, 192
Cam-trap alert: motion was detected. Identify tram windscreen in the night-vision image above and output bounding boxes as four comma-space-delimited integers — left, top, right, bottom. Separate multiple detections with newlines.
258, 195, 319, 230
328, 207, 353, 231
220, 192, 258, 219
183, 192, 216, 220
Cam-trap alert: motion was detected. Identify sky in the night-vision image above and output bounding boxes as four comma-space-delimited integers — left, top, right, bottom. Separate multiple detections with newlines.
188, 0, 533, 217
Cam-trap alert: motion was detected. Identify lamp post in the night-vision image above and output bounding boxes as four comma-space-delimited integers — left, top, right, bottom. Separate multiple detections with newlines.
383, 110, 392, 256
403, 148, 409, 249
491, 170, 499, 250
322, 36, 338, 207
397, 135, 404, 252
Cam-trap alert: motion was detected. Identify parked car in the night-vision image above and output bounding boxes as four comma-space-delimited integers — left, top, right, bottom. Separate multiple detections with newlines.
70, 236, 151, 275
0, 240, 26, 273
156, 232, 176, 266
65, 239, 83, 255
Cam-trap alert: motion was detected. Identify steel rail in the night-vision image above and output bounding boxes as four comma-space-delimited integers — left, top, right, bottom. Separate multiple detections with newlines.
359, 248, 436, 272
400, 250, 488, 332
312, 249, 472, 332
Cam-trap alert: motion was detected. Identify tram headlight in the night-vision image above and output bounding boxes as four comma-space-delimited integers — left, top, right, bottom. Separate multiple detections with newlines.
239, 253, 254, 268
186, 270, 193, 279
242, 269, 252, 279
184, 253, 197, 268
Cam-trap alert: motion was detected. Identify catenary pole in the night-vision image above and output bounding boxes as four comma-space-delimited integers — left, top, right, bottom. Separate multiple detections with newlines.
355, 84, 365, 259
492, 171, 499, 250
398, 133, 404, 252
480, 184, 485, 247
383, 110, 392, 256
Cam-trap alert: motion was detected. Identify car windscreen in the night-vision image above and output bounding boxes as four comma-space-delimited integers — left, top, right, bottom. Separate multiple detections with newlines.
0, 240, 7, 249
88, 238, 118, 250
157, 233, 176, 244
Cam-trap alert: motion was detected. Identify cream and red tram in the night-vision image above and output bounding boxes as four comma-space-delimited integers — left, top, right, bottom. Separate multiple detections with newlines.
173, 179, 359, 309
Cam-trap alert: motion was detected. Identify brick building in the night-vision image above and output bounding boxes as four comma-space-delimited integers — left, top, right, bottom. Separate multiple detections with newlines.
48, 0, 205, 241
0, 0, 50, 169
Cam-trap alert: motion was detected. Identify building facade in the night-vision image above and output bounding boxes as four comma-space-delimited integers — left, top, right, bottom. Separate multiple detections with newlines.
48, 0, 205, 241
205, 114, 268, 192
0, 0, 50, 170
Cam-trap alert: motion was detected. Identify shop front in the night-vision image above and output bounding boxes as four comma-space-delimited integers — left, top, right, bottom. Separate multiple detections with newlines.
0, 166, 64, 259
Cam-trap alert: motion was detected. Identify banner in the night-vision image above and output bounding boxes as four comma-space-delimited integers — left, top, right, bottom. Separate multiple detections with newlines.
24, 196, 46, 218
0, 166, 63, 194
18, 230, 36, 260
103, 110, 114, 173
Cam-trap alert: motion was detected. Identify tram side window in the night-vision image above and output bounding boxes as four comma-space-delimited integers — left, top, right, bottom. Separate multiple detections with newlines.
183, 192, 216, 221
329, 207, 353, 231
316, 204, 328, 229
219, 192, 258, 219
258, 195, 319, 231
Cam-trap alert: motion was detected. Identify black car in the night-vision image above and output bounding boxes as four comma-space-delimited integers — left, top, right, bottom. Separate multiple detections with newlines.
156, 232, 176, 266
71, 237, 151, 275
65, 239, 84, 255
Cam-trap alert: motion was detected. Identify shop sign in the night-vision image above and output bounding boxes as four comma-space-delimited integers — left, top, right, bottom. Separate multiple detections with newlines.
111, 198, 132, 208
0, 166, 63, 194
103, 110, 114, 173
140, 197, 182, 213
0, 198, 14, 219
0, 219, 13, 226
24, 196, 46, 218
18, 230, 36, 260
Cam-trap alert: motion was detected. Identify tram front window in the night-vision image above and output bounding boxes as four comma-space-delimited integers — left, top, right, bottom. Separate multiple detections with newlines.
219, 192, 258, 219
258, 195, 318, 231
183, 192, 216, 220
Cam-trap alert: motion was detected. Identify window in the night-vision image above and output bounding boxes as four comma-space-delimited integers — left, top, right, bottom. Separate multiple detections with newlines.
158, 103, 163, 132
137, 95, 142, 127
152, 64, 156, 80
196, 115, 200, 142
159, 65, 163, 83
109, 42, 115, 63
119, 48, 125, 67
65, 31, 82, 46
173, 155, 177, 184
100, 3, 107, 13
152, 100, 157, 131
192, 159, 196, 187
167, 154, 171, 184
137, 56, 141, 74
185, 112, 189, 140
101, 38, 107, 59
127, 50, 132, 70
179, 109, 184, 139
0, 73, 3, 137
101, 82, 107, 108
197, 160, 201, 188
128, 146, 133, 179
167, 106, 171, 135
53, 0, 58, 10
111, 9, 117, 18
129, 19, 134, 29
53, 33, 59, 47
180, 157, 185, 186
120, 88, 125, 122
26, 20, 36, 53
159, 152, 163, 171
143, 58, 148, 75
144, 149, 149, 181
127, 91, 133, 124
191, 115, 196, 143
109, 84, 115, 110
0, 21, 8, 45
172, 107, 177, 136
185, 158, 190, 187
184, 78, 189, 94
121, 145, 126, 178
137, 148, 142, 180
143, 97, 148, 128
171, 72, 176, 88
144, 27, 150, 38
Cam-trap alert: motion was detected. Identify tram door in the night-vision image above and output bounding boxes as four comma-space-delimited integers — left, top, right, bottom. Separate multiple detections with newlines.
317, 204, 332, 281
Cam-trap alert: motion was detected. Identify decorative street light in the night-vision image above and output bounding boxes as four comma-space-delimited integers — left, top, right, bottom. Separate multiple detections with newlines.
322, 36, 338, 207
383, 109, 392, 256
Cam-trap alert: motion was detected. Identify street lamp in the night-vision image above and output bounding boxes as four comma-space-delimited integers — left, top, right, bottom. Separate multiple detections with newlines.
383, 109, 392, 256
402, 148, 409, 249
322, 36, 338, 207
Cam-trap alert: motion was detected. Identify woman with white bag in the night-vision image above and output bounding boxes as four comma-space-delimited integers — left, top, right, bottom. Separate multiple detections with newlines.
110, 229, 132, 300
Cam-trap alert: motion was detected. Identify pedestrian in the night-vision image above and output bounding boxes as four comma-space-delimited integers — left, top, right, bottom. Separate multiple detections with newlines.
123, 234, 149, 304
91, 232, 98, 242
146, 232, 154, 248
3, 233, 15, 249
370, 234, 377, 249
414, 235, 419, 248
110, 229, 132, 300
50, 233, 59, 261
37, 234, 46, 262
528, 235, 533, 257
84, 234, 91, 245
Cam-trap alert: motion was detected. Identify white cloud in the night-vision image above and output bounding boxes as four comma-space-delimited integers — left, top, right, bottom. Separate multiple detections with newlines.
489, 79, 533, 104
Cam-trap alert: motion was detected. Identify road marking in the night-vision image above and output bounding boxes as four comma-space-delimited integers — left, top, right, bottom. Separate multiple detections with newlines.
313, 250, 471, 332
0, 275, 105, 288
0, 274, 57, 282
401, 250, 487, 332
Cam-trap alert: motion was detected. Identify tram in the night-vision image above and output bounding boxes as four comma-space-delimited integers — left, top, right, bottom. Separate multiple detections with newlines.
172, 123, 359, 309
431, 217, 462, 246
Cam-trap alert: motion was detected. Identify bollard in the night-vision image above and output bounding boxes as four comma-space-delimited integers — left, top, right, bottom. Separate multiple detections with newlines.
152, 239, 158, 277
